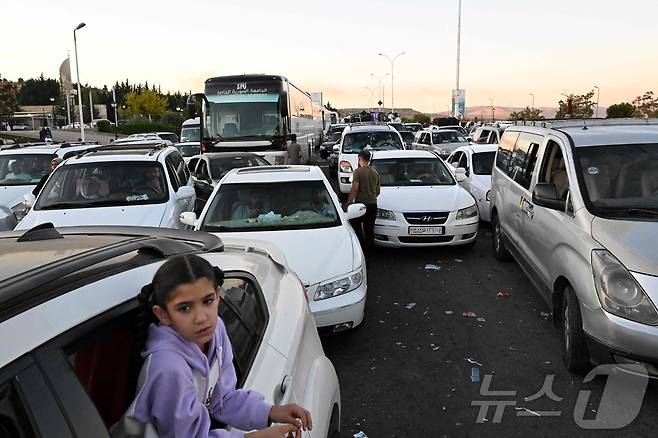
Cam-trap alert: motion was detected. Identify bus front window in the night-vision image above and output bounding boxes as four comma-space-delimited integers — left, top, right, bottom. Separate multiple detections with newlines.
207, 94, 283, 140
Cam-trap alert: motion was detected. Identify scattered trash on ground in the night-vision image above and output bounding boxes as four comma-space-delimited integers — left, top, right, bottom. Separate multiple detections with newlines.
516, 407, 541, 417
379, 320, 385, 324
433, 346, 440, 351
445, 310, 454, 315
540, 311, 551, 318
424, 263, 441, 271
405, 302, 416, 310
354, 432, 368, 438
454, 258, 463, 263
466, 358, 483, 366
462, 311, 477, 318
497, 291, 510, 298
471, 367, 481, 383
477, 317, 486, 322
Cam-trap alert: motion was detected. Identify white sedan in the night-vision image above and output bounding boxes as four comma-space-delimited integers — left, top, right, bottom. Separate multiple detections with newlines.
446, 144, 497, 222
370, 150, 479, 247
181, 165, 368, 334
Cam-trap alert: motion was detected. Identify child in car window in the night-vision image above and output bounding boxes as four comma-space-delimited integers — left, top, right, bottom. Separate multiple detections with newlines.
112, 254, 312, 438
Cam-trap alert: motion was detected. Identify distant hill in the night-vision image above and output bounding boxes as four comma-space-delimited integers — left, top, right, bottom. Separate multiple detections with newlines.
338, 106, 568, 121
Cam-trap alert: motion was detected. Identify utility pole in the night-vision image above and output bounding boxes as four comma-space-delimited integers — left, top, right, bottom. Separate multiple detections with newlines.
89, 89, 94, 124
73, 22, 86, 141
594, 85, 600, 118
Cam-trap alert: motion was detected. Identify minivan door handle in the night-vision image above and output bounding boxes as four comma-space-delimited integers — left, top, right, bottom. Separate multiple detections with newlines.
274, 375, 292, 405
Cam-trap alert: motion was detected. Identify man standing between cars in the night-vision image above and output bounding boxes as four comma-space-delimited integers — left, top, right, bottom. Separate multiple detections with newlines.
32, 158, 63, 196
347, 149, 380, 256
286, 137, 302, 165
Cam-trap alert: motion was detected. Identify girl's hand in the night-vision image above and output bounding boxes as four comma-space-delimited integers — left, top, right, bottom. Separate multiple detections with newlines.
269, 404, 313, 432
245, 424, 299, 438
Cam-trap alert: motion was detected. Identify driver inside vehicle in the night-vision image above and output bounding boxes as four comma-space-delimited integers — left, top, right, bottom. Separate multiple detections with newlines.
3, 160, 31, 181
375, 133, 394, 148
231, 192, 264, 220
310, 189, 334, 217
142, 167, 165, 197
78, 175, 110, 200
408, 162, 435, 181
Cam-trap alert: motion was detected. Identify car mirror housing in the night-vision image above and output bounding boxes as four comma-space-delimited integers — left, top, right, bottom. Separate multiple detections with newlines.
455, 172, 467, 183
346, 203, 367, 220
179, 211, 198, 227
532, 183, 566, 211
23, 193, 36, 208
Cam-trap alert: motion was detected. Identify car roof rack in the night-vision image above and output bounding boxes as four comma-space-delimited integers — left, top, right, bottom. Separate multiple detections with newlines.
75, 141, 170, 158
0, 225, 223, 322
513, 118, 658, 129
58, 141, 100, 148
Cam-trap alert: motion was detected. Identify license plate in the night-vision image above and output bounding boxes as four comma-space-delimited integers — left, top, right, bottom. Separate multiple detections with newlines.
408, 226, 445, 235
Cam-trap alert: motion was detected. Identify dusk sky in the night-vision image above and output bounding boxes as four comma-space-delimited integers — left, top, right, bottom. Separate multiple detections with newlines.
3, 0, 657, 113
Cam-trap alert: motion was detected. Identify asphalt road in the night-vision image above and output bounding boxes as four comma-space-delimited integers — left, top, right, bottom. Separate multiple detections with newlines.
319, 168, 657, 437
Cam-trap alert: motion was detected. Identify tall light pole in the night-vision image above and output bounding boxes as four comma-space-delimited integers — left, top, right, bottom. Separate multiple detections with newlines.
73, 22, 86, 141
530, 93, 535, 110
594, 85, 600, 118
456, 0, 462, 91
489, 98, 494, 122
370, 72, 389, 108
49, 97, 55, 127
364, 86, 376, 112
378, 51, 406, 114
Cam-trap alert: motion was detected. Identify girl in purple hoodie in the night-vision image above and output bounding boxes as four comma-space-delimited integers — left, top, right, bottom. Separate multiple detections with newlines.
112, 254, 312, 438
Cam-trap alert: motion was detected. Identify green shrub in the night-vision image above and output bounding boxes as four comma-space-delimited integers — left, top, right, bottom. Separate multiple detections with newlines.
120, 120, 179, 136
96, 120, 112, 132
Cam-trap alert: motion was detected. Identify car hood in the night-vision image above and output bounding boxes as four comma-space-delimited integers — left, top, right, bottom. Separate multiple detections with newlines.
210, 226, 359, 285
591, 217, 658, 275
378, 185, 475, 212
16, 204, 168, 230
0, 185, 32, 209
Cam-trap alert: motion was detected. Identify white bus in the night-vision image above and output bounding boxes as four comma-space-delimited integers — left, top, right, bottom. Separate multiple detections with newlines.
180, 117, 200, 142
189, 74, 330, 164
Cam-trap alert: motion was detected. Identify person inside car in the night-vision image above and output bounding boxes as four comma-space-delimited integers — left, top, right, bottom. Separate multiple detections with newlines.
78, 175, 109, 200
111, 254, 312, 438
231, 192, 264, 220
32, 157, 63, 196
310, 189, 333, 217
3, 161, 31, 181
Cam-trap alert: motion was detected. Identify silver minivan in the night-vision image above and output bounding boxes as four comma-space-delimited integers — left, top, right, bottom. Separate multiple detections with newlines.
490, 119, 658, 375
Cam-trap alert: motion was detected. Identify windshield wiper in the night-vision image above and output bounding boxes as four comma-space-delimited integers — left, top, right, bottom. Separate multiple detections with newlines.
596, 207, 658, 218
39, 202, 95, 210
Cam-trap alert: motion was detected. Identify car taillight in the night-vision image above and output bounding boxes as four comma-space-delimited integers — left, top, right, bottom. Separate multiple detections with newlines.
340, 160, 353, 173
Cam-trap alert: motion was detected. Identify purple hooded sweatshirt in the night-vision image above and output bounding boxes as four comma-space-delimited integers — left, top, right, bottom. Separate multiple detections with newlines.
111, 318, 272, 438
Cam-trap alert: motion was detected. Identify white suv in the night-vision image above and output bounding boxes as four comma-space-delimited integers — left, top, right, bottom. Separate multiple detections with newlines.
0, 142, 102, 227
17, 142, 196, 230
490, 119, 658, 375
0, 225, 341, 437
181, 165, 369, 334
337, 124, 405, 194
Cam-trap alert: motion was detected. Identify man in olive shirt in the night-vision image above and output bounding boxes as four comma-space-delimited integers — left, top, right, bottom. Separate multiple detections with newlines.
346, 149, 380, 256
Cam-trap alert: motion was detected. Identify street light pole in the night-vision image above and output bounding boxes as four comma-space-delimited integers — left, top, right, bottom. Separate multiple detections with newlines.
73, 22, 86, 141
530, 93, 535, 110
378, 51, 406, 114
489, 98, 494, 122
370, 73, 389, 108
456, 0, 462, 91
594, 85, 600, 118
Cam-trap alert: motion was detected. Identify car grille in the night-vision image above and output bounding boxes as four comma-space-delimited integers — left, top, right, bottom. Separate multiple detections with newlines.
403, 212, 449, 225
399, 236, 453, 244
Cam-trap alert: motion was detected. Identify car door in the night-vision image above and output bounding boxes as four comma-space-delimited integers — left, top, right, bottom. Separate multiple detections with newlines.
459, 150, 473, 192
165, 152, 195, 228
523, 136, 576, 291
0, 356, 75, 437
505, 132, 542, 260
195, 159, 215, 213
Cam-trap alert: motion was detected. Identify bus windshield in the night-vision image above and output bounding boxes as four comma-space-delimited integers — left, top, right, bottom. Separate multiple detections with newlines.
206, 94, 284, 141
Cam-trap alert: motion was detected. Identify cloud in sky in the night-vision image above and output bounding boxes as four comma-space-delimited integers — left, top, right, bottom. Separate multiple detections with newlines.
2, 0, 657, 112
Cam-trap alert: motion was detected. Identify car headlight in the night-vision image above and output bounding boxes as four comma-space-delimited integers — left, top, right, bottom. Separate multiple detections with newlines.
456, 204, 478, 220
592, 250, 658, 325
376, 208, 396, 221
486, 190, 491, 202
339, 160, 353, 173
11, 202, 28, 221
315, 267, 364, 301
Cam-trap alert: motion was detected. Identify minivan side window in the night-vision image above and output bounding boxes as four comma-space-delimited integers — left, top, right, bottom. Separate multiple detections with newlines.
539, 140, 571, 200
476, 130, 490, 144
495, 131, 520, 172
509, 133, 542, 190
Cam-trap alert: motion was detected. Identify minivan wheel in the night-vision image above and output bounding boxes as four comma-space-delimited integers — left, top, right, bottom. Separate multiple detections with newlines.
492, 214, 512, 261
562, 286, 590, 374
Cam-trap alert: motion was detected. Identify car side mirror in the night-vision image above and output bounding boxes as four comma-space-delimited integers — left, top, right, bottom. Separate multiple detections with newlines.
532, 183, 566, 211
332, 144, 340, 153
176, 185, 196, 201
23, 193, 36, 208
455, 172, 467, 183
179, 211, 198, 227
346, 203, 366, 220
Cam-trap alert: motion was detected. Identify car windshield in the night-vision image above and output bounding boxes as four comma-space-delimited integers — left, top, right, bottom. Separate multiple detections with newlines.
180, 126, 200, 142
0, 154, 56, 186
342, 132, 403, 153
576, 144, 658, 217
209, 155, 268, 179
176, 144, 201, 157
35, 162, 168, 210
371, 157, 455, 187
158, 133, 179, 144
328, 131, 342, 142
433, 131, 467, 144
200, 180, 340, 232
472, 151, 496, 175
